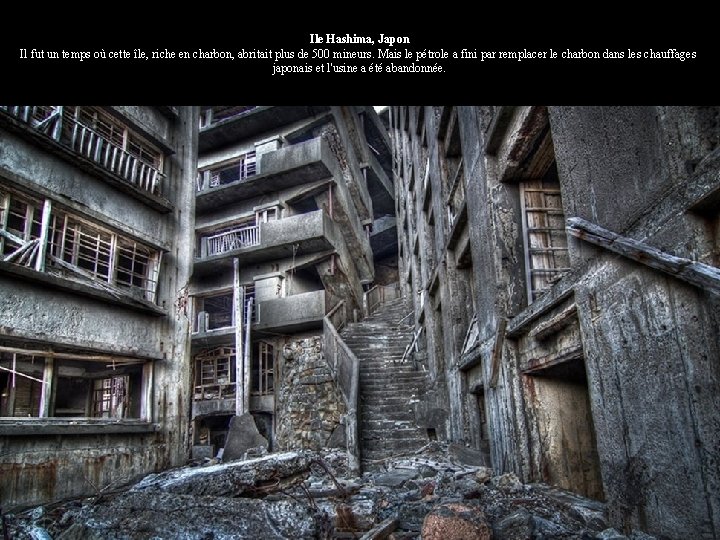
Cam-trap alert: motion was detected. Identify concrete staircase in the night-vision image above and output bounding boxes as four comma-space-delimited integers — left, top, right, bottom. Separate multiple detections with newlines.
340, 297, 428, 469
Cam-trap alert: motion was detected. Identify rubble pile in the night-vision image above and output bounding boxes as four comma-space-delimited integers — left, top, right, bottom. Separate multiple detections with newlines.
4, 443, 657, 539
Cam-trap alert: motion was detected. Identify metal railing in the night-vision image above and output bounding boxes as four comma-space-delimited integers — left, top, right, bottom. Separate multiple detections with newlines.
364, 282, 401, 317
0, 106, 165, 197
201, 225, 260, 257
323, 301, 360, 474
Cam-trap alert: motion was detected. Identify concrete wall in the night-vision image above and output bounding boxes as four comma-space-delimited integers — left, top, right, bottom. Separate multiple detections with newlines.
0, 106, 198, 510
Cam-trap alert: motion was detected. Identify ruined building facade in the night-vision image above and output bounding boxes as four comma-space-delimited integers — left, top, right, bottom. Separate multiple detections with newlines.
390, 106, 719, 538
0, 106, 198, 509
189, 106, 394, 458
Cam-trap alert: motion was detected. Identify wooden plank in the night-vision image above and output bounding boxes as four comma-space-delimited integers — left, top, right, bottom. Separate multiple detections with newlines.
567, 216, 720, 296
39, 357, 53, 417
0, 228, 26, 247
529, 304, 577, 341
0, 345, 147, 364
34, 199, 51, 272
358, 517, 398, 540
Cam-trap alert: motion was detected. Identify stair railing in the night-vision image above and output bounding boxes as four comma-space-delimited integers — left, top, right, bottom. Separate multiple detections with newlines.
323, 301, 361, 474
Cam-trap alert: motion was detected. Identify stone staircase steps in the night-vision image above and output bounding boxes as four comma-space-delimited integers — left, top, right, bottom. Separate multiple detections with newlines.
339, 297, 428, 470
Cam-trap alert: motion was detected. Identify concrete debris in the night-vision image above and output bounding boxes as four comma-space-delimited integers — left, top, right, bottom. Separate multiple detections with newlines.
221, 413, 269, 462
4, 443, 659, 540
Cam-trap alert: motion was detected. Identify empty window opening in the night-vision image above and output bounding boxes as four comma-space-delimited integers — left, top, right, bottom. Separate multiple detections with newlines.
251, 342, 274, 396
1, 353, 145, 419
199, 106, 257, 128
194, 414, 234, 454
427, 427, 437, 441
194, 291, 234, 333
194, 347, 236, 401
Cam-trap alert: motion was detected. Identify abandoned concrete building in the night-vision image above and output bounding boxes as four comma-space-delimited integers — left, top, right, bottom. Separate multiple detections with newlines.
389, 106, 719, 538
0, 106, 199, 508
189, 106, 395, 459
1, 105, 718, 540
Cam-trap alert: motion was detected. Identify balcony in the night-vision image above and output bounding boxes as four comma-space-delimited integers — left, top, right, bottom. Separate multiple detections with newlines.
198, 106, 330, 153
0, 106, 172, 212
195, 137, 338, 212
255, 289, 326, 333
194, 210, 340, 276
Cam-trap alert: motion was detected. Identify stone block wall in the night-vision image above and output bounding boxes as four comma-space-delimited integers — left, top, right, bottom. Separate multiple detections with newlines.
276, 337, 347, 451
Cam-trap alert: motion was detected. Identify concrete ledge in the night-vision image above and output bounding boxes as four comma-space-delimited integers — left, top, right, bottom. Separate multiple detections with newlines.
506, 272, 576, 338
0, 419, 159, 436
0, 261, 167, 316
196, 137, 336, 212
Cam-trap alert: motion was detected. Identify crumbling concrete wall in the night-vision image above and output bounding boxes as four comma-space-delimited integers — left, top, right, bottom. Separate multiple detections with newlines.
549, 106, 720, 538
275, 336, 347, 451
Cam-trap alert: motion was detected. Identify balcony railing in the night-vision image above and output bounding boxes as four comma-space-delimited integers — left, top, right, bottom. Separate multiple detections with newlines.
69, 121, 161, 194
0, 106, 165, 197
200, 225, 260, 257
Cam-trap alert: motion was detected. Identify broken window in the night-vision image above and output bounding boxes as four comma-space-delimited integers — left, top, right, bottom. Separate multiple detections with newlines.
193, 291, 234, 333
0, 189, 42, 259
251, 342, 274, 396
67, 107, 163, 170
0, 351, 146, 419
92, 375, 129, 418
198, 216, 259, 257
197, 151, 257, 191
520, 163, 570, 303
1, 184, 162, 302
1, 106, 165, 196
49, 211, 161, 302
194, 347, 236, 401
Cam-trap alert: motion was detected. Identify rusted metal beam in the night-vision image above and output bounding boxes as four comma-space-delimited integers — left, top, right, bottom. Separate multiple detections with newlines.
567, 216, 720, 296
